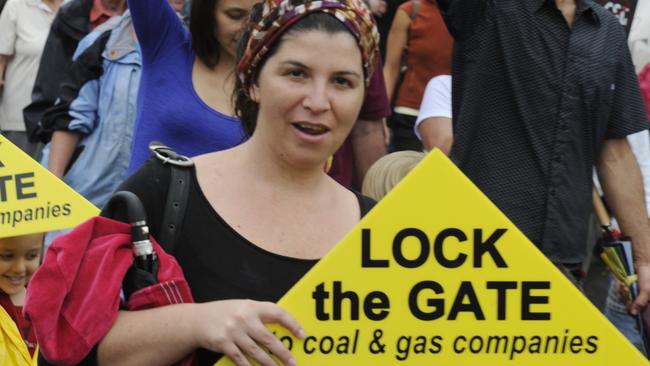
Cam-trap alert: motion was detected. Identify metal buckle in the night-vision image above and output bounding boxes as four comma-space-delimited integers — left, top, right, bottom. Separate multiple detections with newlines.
148, 141, 194, 167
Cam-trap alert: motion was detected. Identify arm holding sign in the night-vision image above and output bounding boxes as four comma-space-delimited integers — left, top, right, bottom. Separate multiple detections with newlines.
97, 301, 304, 366
597, 137, 650, 315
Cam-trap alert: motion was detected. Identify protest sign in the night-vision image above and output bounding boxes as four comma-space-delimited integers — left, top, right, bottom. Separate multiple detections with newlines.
0, 135, 98, 238
216, 149, 648, 365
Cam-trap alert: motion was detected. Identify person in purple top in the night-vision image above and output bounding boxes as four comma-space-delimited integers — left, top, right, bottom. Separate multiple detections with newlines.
126, 0, 255, 173
128, 0, 390, 185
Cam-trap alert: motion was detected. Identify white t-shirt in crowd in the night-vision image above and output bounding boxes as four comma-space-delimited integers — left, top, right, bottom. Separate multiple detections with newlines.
414, 75, 451, 140
0, 0, 56, 132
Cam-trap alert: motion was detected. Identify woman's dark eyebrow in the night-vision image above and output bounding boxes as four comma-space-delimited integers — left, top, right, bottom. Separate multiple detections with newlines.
334, 71, 362, 79
279, 61, 361, 78
279, 60, 309, 69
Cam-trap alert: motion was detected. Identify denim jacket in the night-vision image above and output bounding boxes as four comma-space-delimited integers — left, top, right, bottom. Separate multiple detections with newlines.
42, 11, 141, 208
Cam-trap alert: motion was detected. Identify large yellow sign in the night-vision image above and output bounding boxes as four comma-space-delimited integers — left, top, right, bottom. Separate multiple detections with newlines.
0, 135, 98, 238
216, 150, 648, 365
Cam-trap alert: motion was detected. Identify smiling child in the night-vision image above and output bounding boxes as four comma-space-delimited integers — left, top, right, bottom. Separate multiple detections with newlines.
0, 233, 42, 364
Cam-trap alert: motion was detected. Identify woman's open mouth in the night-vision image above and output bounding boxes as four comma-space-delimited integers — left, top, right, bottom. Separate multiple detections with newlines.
292, 122, 330, 136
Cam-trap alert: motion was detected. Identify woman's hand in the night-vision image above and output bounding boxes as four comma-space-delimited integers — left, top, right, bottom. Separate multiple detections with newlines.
193, 300, 306, 366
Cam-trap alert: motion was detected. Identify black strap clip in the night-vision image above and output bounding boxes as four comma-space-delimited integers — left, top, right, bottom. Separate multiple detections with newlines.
148, 141, 194, 167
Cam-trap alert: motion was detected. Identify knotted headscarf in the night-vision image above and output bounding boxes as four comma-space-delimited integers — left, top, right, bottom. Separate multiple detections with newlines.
237, 0, 379, 92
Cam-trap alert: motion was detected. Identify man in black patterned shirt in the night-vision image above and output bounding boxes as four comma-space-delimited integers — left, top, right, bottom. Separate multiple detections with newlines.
437, 0, 650, 315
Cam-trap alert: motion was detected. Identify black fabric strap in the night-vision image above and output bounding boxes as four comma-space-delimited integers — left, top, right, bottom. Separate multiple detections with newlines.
149, 141, 193, 254
159, 164, 191, 254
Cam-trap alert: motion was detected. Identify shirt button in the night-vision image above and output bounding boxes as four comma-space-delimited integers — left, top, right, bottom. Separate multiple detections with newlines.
550, 189, 556, 197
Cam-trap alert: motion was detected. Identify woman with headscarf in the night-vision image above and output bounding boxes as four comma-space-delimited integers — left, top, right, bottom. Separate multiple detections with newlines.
78, 0, 379, 364
126, 0, 390, 193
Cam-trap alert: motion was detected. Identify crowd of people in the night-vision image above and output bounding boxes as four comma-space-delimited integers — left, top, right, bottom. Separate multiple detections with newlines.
1, 0, 650, 364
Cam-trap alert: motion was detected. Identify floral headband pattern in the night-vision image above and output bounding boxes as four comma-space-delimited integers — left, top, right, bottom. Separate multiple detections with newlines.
237, 0, 380, 92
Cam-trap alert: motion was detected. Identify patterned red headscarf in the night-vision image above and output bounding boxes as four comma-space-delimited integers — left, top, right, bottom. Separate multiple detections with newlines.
237, 0, 379, 92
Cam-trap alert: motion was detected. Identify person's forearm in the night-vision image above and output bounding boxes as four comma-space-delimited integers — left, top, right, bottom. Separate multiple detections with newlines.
351, 119, 386, 189
422, 134, 453, 155
418, 118, 453, 154
383, 65, 399, 103
597, 138, 650, 262
597, 137, 650, 314
48, 130, 82, 178
0, 54, 8, 87
382, 10, 408, 102
98, 304, 199, 366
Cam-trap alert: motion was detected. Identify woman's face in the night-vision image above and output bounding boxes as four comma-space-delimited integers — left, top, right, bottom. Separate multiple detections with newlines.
214, 0, 258, 58
251, 29, 365, 169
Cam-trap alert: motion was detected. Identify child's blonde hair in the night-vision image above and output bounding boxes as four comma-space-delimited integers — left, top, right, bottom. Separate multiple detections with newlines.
362, 151, 426, 200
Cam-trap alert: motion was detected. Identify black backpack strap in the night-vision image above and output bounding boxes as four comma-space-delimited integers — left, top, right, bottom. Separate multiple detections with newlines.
148, 141, 193, 254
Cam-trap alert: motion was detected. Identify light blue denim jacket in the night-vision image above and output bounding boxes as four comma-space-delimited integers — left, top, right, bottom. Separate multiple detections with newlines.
42, 11, 141, 209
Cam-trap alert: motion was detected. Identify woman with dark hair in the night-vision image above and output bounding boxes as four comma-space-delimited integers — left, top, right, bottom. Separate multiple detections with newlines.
86, 0, 379, 365
125, 0, 256, 173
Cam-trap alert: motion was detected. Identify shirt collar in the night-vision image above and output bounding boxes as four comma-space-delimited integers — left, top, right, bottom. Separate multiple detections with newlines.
527, 0, 600, 24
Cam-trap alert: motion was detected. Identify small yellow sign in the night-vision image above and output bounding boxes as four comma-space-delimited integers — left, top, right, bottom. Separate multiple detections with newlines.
0, 135, 98, 238
216, 149, 648, 365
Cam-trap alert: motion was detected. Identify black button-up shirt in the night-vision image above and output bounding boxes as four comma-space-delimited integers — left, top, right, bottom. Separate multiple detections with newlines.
438, 0, 648, 262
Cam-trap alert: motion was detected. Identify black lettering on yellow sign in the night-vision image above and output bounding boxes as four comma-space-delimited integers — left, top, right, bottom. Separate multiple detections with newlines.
408, 281, 551, 321
311, 228, 552, 323
0, 172, 37, 201
312, 279, 551, 322
361, 228, 508, 269
451, 330, 599, 360
272, 329, 362, 355
0, 202, 72, 227
313, 282, 390, 321
395, 334, 443, 360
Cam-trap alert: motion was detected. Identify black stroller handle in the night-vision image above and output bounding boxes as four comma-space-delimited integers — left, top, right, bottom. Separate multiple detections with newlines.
102, 191, 160, 302
100, 191, 153, 257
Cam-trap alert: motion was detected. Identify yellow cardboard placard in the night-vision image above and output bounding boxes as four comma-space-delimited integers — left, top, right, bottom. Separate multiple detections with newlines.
0, 135, 99, 238
216, 149, 648, 365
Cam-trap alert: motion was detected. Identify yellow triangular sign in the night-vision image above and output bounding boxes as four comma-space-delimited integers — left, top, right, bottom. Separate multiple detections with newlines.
216, 150, 647, 365
0, 135, 99, 238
